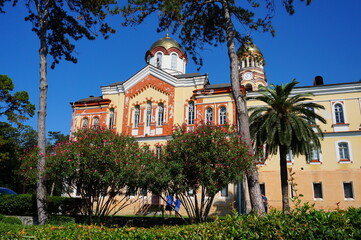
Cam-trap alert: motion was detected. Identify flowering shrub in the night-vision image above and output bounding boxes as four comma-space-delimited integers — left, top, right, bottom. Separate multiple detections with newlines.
164, 123, 252, 222
47, 127, 157, 222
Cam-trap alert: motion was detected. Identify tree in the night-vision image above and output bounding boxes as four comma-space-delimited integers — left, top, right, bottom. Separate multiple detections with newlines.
0, 123, 37, 193
164, 123, 251, 223
121, 0, 311, 214
248, 80, 326, 212
47, 127, 157, 223
0, 75, 35, 126
0, 0, 118, 224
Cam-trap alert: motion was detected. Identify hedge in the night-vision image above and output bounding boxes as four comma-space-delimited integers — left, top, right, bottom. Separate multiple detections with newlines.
0, 194, 83, 216
2, 206, 361, 239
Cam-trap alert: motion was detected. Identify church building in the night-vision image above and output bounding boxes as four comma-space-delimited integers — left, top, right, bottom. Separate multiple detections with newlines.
70, 35, 361, 215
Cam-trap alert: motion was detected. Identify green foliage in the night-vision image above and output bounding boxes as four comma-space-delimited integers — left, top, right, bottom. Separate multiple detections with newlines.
121, 0, 311, 68
0, 194, 36, 216
164, 123, 251, 222
0, 75, 35, 126
47, 216, 75, 226
249, 80, 326, 159
0, 214, 22, 225
47, 127, 158, 220
0, 194, 83, 216
248, 80, 327, 212
1, 207, 360, 239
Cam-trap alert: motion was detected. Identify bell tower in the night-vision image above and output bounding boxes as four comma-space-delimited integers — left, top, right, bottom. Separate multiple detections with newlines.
237, 42, 267, 91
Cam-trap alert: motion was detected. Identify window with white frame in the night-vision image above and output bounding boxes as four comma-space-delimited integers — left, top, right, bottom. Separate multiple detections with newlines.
313, 182, 323, 199
334, 103, 345, 124
171, 53, 177, 70
309, 144, 321, 163
188, 101, 195, 125
82, 118, 89, 128
343, 182, 354, 199
156, 52, 162, 68
146, 101, 152, 127
206, 107, 213, 123
158, 103, 164, 126
109, 108, 115, 129
221, 185, 228, 197
337, 141, 351, 162
219, 106, 227, 125
134, 105, 140, 128
92, 117, 99, 128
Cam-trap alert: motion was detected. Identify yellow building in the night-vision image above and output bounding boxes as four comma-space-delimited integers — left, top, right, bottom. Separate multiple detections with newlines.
70, 35, 361, 215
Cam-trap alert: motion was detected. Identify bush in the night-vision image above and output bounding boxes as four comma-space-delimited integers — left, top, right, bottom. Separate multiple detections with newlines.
0, 214, 22, 225
0, 194, 35, 215
1, 206, 360, 239
47, 216, 75, 225
0, 194, 83, 216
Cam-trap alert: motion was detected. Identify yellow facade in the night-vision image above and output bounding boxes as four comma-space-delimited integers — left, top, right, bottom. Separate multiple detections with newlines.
70, 36, 361, 216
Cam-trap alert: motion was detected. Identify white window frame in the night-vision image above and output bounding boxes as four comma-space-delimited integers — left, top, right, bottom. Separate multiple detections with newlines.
134, 105, 140, 128
343, 181, 354, 200
308, 143, 322, 164
188, 101, 195, 125
146, 101, 152, 127
335, 140, 352, 163
109, 108, 115, 129
205, 107, 213, 123
219, 106, 227, 125
156, 52, 163, 68
331, 101, 348, 132
92, 117, 99, 128
171, 53, 177, 70
157, 103, 164, 126
82, 118, 89, 128
313, 182, 323, 200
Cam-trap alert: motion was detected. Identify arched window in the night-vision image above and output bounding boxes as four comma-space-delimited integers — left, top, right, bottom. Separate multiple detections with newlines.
82, 118, 89, 128
206, 107, 213, 123
171, 53, 177, 70
334, 103, 345, 123
245, 84, 253, 92
188, 101, 195, 125
134, 105, 140, 128
92, 117, 99, 128
158, 103, 164, 126
219, 106, 227, 125
109, 108, 115, 129
156, 52, 162, 68
146, 101, 152, 127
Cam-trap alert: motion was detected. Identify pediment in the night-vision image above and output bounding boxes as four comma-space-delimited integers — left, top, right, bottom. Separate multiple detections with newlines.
101, 65, 207, 95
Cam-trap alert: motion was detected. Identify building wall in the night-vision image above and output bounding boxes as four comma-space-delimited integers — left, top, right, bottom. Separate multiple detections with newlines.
71, 68, 361, 215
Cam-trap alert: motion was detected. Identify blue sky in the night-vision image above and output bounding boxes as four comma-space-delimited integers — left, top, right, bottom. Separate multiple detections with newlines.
0, 1, 360, 135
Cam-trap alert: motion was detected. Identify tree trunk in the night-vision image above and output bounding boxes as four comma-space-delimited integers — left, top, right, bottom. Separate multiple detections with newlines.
280, 145, 290, 212
36, 3, 49, 225
221, 0, 264, 214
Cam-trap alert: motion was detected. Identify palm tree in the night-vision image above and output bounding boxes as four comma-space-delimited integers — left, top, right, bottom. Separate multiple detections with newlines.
248, 80, 326, 212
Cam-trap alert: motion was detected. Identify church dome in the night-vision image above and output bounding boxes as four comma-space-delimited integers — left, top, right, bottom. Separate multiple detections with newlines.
237, 41, 263, 58
148, 34, 185, 55
145, 34, 187, 75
